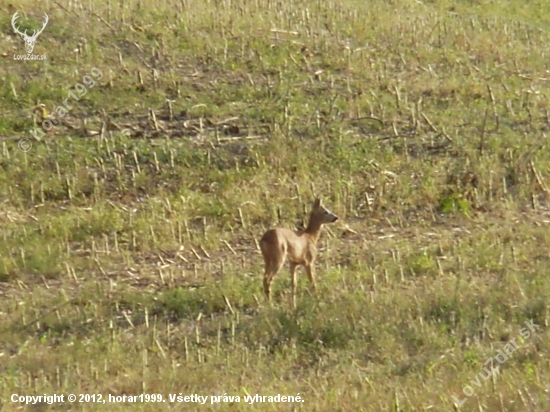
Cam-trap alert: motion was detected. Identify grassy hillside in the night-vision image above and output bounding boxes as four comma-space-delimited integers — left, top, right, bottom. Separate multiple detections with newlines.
1, 0, 550, 410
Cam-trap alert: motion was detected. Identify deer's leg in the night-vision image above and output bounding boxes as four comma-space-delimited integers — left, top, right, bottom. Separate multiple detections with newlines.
263, 268, 272, 301
263, 264, 277, 302
305, 264, 317, 293
263, 252, 286, 302
289, 263, 298, 308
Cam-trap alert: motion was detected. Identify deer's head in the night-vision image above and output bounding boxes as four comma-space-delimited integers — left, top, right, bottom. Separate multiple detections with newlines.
12, 11, 49, 54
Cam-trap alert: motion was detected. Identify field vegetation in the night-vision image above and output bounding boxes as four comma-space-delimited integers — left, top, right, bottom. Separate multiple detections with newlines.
1, 0, 550, 410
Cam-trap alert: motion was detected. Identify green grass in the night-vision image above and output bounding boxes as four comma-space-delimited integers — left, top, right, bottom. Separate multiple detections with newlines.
1, 0, 550, 410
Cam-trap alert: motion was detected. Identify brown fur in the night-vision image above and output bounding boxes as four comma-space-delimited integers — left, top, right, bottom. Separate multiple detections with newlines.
260, 198, 338, 307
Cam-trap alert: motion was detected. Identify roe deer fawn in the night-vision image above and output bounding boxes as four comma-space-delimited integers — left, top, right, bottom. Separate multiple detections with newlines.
260, 198, 338, 307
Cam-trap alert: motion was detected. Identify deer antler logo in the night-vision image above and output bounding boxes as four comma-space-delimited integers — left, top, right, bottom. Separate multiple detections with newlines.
12, 11, 49, 54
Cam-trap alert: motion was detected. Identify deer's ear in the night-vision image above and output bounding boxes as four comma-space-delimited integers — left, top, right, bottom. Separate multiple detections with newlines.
313, 198, 321, 208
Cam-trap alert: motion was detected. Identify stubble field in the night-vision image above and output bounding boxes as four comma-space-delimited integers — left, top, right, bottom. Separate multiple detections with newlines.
1, 0, 550, 410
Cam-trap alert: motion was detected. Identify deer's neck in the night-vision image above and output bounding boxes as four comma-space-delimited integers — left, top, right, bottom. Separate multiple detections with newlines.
304, 216, 323, 243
